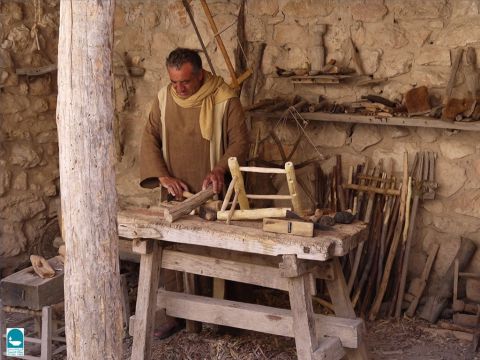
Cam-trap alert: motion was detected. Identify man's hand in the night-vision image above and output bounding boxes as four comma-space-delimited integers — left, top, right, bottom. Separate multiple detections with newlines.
159, 176, 189, 199
202, 167, 225, 194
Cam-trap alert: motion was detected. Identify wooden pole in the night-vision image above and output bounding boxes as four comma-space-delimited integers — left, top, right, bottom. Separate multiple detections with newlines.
57, 1, 123, 359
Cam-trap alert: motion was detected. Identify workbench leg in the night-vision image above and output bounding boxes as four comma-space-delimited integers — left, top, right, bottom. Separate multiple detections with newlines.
0, 301, 5, 360
288, 272, 318, 360
183, 273, 202, 333
325, 258, 369, 360
40, 306, 52, 360
131, 240, 163, 360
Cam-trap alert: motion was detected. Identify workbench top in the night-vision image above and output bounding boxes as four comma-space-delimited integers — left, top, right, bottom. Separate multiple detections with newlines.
118, 208, 367, 261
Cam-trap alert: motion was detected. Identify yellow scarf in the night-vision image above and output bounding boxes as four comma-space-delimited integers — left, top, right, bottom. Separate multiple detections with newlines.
169, 70, 237, 141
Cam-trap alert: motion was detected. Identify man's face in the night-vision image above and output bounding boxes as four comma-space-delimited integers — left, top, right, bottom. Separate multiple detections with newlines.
167, 62, 203, 98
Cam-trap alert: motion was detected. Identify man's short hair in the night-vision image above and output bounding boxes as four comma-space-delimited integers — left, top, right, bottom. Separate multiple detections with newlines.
166, 48, 202, 73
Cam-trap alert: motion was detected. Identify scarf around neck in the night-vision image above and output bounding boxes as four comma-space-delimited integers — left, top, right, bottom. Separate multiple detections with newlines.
169, 70, 237, 141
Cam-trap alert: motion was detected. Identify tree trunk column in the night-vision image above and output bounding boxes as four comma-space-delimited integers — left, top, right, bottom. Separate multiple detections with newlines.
57, 1, 122, 359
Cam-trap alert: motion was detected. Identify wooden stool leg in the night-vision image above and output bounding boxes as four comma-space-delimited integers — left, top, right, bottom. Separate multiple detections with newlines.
325, 258, 369, 360
183, 273, 202, 333
131, 240, 163, 360
0, 300, 5, 360
40, 306, 52, 360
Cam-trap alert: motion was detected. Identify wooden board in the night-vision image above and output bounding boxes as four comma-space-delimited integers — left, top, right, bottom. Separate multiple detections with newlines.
118, 208, 367, 261
0, 256, 64, 310
263, 218, 314, 237
251, 111, 480, 132
156, 290, 364, 348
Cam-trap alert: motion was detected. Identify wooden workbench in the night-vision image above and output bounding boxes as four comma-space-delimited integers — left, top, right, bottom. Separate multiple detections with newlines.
118, 208, 369, 360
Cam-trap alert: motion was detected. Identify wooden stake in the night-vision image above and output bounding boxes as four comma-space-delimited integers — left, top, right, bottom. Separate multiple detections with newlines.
228, 157, 250, 209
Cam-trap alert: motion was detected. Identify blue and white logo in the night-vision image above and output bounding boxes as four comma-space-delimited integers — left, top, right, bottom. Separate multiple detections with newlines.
6, 328, 24, 356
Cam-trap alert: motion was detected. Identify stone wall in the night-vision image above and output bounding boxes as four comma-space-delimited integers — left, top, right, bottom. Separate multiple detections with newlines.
1, 0, 479, 280
0, 0, 60, 275
113, 0, 480, 279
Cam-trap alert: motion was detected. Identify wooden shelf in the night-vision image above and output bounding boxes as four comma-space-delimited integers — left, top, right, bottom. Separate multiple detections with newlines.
250, 111, 480, 132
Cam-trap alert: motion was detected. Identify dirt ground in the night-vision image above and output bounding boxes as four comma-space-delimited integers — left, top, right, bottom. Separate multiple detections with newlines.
119, 318, 479, 360
3, 310, 480, 359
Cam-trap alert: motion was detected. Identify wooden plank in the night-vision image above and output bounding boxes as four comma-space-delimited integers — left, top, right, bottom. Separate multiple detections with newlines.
326, 258, 369, 360
156, 290, 363, 348
0, 257, 64, 310
263, 218, 314, 237
162, 249, 290, 291
251, 111, 480, 132
118, 209, 367, 261
313, 337, 345, 360
40, 306, 52, 360
131, 240, 163, 360
15, 63, 57, 76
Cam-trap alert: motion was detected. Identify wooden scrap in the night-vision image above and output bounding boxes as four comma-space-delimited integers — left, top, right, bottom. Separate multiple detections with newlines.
15, 63, 57, 76
164, 187, 215, 223
405, 86, 431, 114
30, 255, 56, 278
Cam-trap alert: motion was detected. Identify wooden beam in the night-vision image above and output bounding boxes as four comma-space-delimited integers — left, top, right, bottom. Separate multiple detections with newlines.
156, 290, 364, 348
217, 208, 290, 221
251, 111, 480, 132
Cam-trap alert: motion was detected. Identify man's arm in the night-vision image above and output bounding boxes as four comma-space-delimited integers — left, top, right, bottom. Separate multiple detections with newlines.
202, 97, 249, 193
139, 98, 189, 198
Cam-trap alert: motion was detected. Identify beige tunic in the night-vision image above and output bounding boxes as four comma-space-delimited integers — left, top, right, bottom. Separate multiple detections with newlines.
139, 88, 249, 193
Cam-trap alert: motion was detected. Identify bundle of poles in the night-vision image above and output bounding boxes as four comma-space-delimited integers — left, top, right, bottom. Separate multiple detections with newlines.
317, 151, 437, 319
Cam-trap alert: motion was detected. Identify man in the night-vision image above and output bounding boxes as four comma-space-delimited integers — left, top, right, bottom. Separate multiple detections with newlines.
140, 47, 249, 198
139, 47, 249, 338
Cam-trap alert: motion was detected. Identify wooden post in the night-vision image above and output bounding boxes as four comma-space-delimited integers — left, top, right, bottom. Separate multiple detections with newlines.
57, 1, 123, 359
40, 306, 52, 360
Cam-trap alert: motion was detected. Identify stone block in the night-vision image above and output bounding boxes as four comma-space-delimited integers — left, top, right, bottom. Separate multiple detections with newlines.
365, 23, 409, 49
247, 0, 279, 16
351, 0, 388, 23
10, 144, 41, 168
436, 18, 480, 47
273, 23, 309, 47
0, 168, 11, 196
361, 49, 382, 74
416, 128, 439, 143
416, 46, 451, 66
386, 126, 409, 138
375, 50, 413, 77
452, 0, 479, 17
452, 190, 480, 219
411, 66, 450, 88
393, 0, 446, 20
311, 123, 347, 148
439, 137, 475, 159
422, 200, 443, 214
28, 77, 52, 96
7, 24, 32, 53
281, 0, 334, 18
436, 158, 466, 197
431, 214, 480, 235
0, 222, 28, 257
0, 194, 46, 222
0, 93, 29, 114
351, 125, 382, 152
245, 16, 266, 42
13, 172, 28, 191
30, 98, 49, 113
